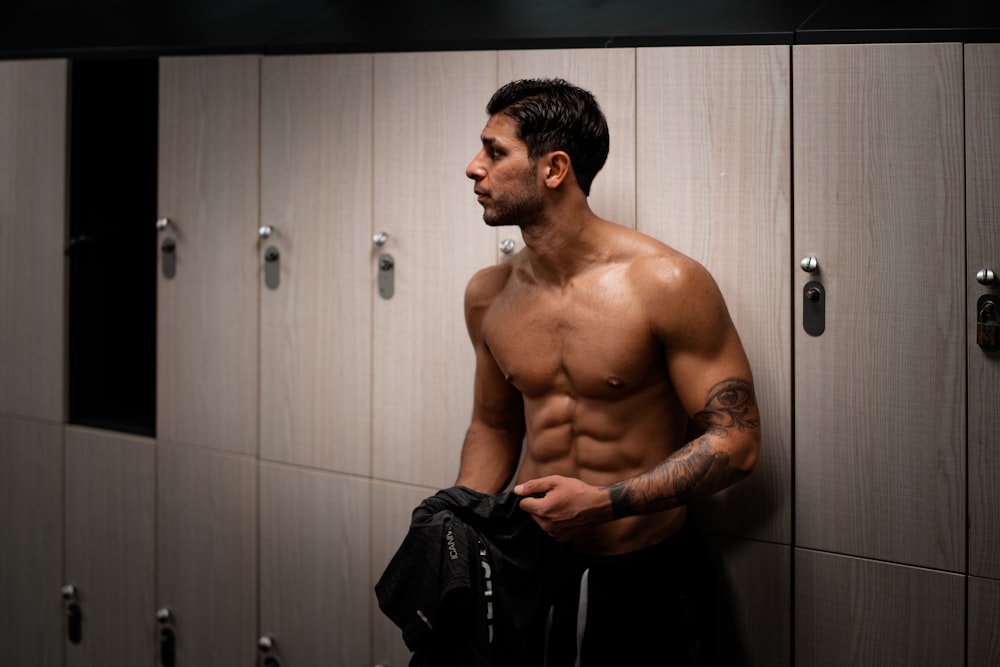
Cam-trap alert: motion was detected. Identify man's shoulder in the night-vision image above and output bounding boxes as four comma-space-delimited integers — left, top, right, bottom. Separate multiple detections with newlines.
465, 260, 515, 309
620, 232, 712, 294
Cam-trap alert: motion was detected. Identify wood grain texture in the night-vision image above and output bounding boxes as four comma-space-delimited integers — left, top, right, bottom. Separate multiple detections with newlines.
792, 43, 965, 570
795, 549, 964, 666
371, 51, 499, 488
636, 46, 792, 543
969, 576, 1000, 667
0, 416, 63, 666
0, 60, 67, 423
370, 480, 437, 667
156, 443, 257, 667
64, 427, 155, 667
260, 464, 372, 666
259, 54, 373, 474
706, 535, 791, 667
157, 56, 260, 455
965, 43, 1000, 581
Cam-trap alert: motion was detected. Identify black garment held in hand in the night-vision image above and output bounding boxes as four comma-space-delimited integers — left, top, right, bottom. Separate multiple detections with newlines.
375, 487, 556, 667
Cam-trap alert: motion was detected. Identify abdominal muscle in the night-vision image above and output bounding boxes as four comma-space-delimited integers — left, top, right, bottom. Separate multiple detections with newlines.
514, 389, 691, 555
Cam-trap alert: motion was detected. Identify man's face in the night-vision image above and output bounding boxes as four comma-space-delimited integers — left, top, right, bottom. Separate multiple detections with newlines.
465, 113, 544, 228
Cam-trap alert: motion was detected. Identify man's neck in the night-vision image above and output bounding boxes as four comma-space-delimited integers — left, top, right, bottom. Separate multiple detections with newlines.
519, 202, 607, 287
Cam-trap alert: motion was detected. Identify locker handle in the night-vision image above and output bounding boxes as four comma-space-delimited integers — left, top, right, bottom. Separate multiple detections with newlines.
378, 253, 394, 300
161, 238, 177, 279
62, 585, 82, 645
157, 607, 176, 667
160, 627, 176, 666
803, 280, 826, 337
67, 602, 83, 644
259, 635, 281, 667
264, 246, 280, 290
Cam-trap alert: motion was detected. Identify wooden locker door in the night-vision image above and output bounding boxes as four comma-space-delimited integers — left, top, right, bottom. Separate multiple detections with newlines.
635, 46, 792, 667
795, 550, 964, 664
259, 54, 373, 474
636, 45, 792, 544
0, 417, 62, 667
792, 43, 965, 571
0, 59, 67, 423
495, 47, 637, 258
157, 56, 260, 456
371, 51, 499, 489
966, 43, 1000, 582
708, 536, 790, 666
157, 444, 257, 666
64, 427, 155, 667
259, 464, 371, 665
969, 576, 1000, 666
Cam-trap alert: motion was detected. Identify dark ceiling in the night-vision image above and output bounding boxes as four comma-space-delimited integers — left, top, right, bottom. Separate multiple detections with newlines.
1, 0, 997, 59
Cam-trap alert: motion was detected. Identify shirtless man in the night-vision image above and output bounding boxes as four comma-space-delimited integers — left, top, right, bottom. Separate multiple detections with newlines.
455, 79, 760, 665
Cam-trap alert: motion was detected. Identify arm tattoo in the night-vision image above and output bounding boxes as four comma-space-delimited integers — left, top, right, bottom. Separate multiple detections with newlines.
692, 377, 759, 436
608, 377, 759, 519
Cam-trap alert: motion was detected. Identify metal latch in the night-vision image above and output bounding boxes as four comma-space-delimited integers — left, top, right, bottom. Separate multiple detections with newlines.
378, 253, 394, 300
977, 294, 999, 351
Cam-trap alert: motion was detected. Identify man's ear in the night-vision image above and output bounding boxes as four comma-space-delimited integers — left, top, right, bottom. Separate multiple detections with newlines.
542, 151, 572, 190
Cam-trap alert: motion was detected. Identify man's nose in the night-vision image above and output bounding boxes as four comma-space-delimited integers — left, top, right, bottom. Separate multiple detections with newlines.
466, 152, 485, 180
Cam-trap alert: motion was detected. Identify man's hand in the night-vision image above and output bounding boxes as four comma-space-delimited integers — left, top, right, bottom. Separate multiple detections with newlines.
514, 476, 615, 541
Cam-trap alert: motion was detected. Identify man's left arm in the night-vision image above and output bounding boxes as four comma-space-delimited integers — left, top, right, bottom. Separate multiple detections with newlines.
606, 373, 759, 518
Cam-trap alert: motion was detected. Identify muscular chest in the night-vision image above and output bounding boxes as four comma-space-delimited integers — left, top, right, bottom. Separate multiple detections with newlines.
482, 272, 663, 399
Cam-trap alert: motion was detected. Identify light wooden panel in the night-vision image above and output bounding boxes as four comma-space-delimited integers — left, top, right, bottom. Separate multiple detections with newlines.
793, 44, 965, 570
65, 427, 155, 667
259, 54, 373, 474
157, 56, 260, 456
157, 443, 257, 666
259, 464, 372, 666
496, 47, 637, 258
371, 480, 437, 667
636, 46, 792, 543
0, 59, 67, 423
371, 51, 499, 488
969, 576, 1000, 666
795, 549, 964, 665
706, 535, 790, 667
0, 416, 62, 666
966, 43, 1000, 581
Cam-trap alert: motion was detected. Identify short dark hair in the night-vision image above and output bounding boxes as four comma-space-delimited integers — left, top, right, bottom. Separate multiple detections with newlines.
486, 78, 609, 197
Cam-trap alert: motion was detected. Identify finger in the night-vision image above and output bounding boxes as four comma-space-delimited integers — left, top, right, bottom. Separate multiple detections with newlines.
518, 495, 542, 515
514, 476, 556, 497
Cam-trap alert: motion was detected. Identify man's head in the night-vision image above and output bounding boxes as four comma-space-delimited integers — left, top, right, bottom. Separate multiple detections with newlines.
485, 78, 609, 197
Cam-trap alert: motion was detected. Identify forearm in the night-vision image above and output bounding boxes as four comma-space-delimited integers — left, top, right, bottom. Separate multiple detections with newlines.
455, 422, 523, 493
605, 434, 753, 518
604, 374, 761, 518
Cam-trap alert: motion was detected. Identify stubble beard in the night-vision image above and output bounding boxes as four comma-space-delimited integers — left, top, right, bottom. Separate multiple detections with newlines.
483, 197, 544, 229
481, 172, 545, 230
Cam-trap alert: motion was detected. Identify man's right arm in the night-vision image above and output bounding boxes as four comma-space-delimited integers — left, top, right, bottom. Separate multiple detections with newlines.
454, 267, 525, 493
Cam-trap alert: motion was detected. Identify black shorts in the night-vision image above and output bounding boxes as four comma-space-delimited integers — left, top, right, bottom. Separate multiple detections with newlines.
545, 521, 718, 667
